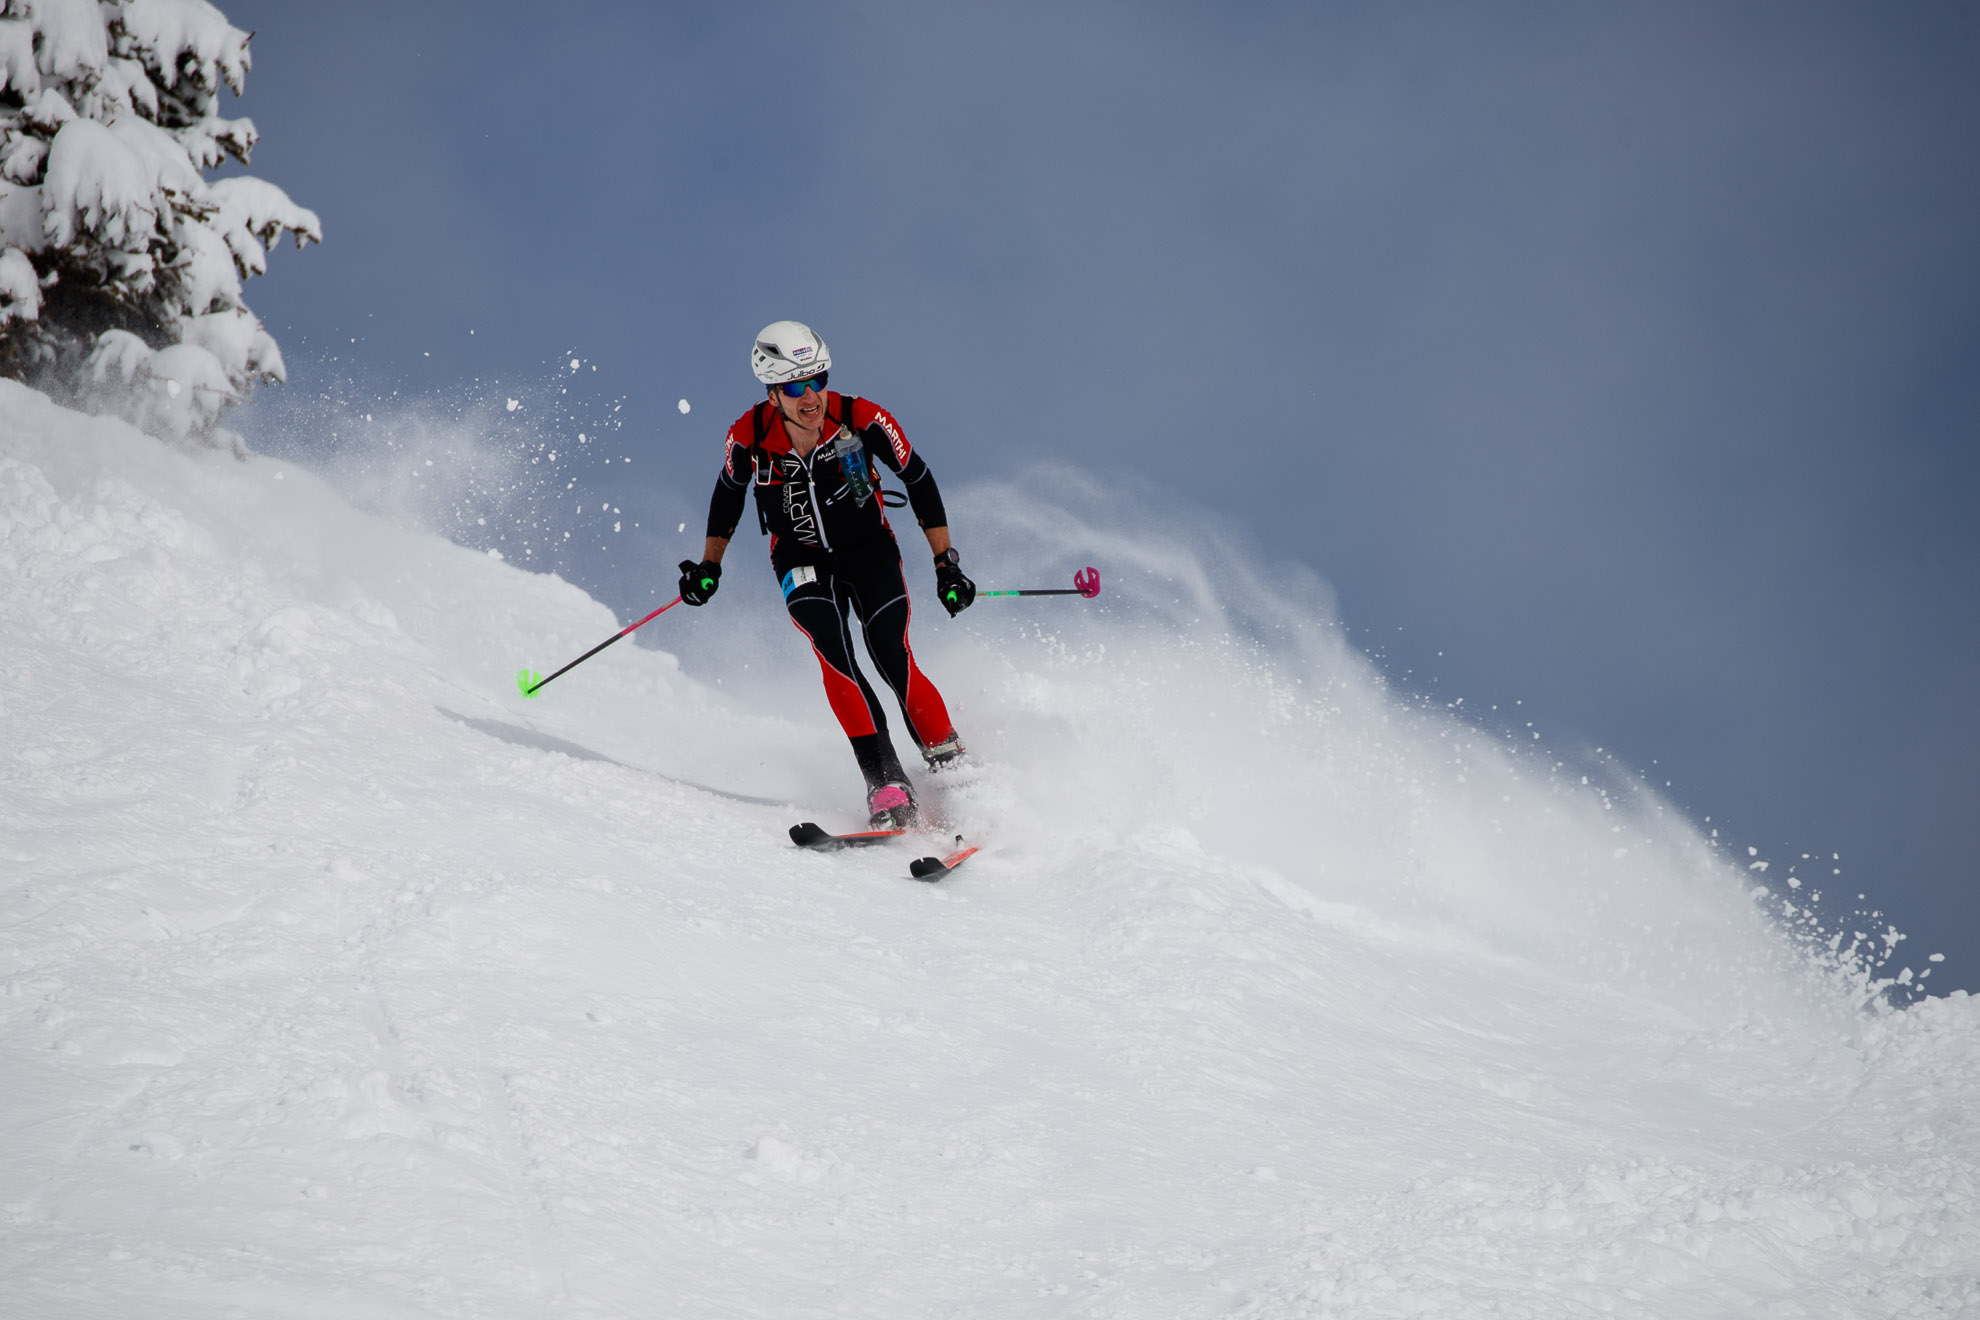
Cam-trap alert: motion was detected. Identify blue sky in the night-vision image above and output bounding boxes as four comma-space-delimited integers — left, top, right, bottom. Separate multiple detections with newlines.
223, 1, 1980, 989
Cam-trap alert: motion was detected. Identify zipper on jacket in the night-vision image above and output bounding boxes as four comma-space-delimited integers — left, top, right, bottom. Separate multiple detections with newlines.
794, 447, 832, 552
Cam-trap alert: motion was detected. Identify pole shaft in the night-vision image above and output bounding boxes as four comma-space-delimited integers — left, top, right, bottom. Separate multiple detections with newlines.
523, 596, 682, 695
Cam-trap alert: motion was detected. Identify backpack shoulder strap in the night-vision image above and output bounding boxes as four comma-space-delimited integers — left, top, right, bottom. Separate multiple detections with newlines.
749, 402, 773, 534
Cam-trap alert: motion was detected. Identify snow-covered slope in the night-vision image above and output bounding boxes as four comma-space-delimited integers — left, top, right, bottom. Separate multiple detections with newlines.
3, 381, 1975, 1318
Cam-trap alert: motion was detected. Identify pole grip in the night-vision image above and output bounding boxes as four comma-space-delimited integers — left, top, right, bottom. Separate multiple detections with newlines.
976, 567, 1101, 600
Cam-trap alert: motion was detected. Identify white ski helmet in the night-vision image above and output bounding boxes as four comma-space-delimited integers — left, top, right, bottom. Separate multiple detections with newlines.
751, 320, 831, 385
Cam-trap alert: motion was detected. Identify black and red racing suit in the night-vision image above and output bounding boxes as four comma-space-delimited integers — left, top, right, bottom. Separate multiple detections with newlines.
706, 391, 957, 790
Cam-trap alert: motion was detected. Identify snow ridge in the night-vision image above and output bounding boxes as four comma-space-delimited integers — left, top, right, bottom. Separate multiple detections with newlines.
1, 384, 1975, 1317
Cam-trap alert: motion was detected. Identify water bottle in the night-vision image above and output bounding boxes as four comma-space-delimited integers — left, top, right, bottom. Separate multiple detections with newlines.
830, 428, 874, 506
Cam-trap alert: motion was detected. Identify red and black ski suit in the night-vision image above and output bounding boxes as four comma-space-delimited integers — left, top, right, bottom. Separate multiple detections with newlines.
706, 392, 957, 791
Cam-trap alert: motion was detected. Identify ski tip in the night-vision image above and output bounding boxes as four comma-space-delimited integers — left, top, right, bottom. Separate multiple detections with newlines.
790, 822, 828, 847
910, 837, 976, 880
516, 668, 544, 699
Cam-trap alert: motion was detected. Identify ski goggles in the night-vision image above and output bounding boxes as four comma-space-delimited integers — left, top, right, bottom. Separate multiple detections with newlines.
774, 372, 828, 397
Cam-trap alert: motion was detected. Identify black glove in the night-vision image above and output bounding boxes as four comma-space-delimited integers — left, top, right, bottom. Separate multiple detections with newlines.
677, 559, 721, 606
933, 548, 975, 616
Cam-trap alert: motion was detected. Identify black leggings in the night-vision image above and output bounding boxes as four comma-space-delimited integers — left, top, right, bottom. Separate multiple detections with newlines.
782, 542, 956, 790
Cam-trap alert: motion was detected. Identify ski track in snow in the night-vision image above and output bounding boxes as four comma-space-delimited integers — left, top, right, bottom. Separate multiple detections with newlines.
1, 380, 1976, 1318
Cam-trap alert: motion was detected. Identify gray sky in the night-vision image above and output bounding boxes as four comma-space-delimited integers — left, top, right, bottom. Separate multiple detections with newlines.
224, 1, 1980, 990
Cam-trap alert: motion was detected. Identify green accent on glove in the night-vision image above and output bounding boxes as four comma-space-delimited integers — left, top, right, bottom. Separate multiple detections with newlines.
678, 558, 722, 605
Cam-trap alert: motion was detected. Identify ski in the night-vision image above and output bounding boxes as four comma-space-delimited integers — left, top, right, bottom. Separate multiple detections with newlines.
909, 837, 978, 881
789, 821, 907, 850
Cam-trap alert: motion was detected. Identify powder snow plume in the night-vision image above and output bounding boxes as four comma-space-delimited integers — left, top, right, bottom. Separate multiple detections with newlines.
2, 383, 1975, 1317
237, 351, 656, 587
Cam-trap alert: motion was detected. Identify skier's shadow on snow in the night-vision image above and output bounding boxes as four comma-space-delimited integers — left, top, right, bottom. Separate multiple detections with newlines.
437, 709, 791, 808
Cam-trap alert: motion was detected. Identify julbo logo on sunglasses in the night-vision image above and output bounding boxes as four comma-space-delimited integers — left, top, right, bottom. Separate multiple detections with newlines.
775, 372, 828, 397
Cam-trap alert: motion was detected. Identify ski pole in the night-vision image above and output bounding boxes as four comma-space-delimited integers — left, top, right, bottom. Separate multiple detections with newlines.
516, 595, 683, 698
976, 566, 1102, 600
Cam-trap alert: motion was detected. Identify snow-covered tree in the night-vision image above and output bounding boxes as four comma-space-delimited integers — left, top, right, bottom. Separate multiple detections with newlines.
0, 0, 318, 448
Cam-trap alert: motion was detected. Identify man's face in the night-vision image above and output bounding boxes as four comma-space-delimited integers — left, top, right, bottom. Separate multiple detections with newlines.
771, 377, 827, 431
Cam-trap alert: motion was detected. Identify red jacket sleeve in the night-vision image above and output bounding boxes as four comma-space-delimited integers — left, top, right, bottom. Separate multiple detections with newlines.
706, 413, 754, 540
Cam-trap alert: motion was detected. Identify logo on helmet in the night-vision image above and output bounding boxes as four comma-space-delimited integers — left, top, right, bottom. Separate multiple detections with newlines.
790, 345, 815, 364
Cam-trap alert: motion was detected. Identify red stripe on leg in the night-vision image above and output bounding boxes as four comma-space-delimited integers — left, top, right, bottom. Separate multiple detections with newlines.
900, 647, 955, 747
890, 589, 954, 748
816, 654, 880, 737
904, 668, 954, 747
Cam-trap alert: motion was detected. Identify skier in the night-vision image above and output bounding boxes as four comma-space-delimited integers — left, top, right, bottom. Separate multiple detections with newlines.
678, 321, 975, 829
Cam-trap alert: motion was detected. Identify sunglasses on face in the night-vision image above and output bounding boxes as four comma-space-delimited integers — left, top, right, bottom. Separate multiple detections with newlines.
775, 372, 828, 398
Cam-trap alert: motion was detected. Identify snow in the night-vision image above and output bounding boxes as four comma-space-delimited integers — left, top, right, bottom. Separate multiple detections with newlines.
19, 0, 107, 87
207, 175, 323, 276
104, 111, 207, 200
0, 19, 40, 100
180, 305, 284, 382
115, 0, 251, 97
104, 55, 160, 119
0, 244, 38, 322
170, 220, 243, 316
82, 332, 234, 443
41, 118, 156, 251
2, 382, 1976, 1317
